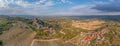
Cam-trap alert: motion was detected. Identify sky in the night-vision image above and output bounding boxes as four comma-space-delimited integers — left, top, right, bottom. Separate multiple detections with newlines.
0, 0, 120, 16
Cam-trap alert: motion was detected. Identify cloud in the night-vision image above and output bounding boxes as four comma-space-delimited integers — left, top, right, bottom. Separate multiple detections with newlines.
0, 0, 120, 16
0, 0, 9, 8
52, 4, 120, 15
109, 0, 114, 2
51, 5, 100, 15
92, 0, 120, 12
44, 1, 54, 7
0, 0, 57, 15
0, 8, 26, 15
61, 0, 68, 3
0, 0, 55, 8
60, 0, 72, 4
39, 0, 46, 3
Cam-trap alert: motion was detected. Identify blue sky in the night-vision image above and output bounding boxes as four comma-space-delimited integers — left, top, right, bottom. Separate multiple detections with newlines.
0, 0, 120, 16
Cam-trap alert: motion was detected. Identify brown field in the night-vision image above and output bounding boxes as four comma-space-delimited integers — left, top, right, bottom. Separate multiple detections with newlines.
72, 19, 105, 30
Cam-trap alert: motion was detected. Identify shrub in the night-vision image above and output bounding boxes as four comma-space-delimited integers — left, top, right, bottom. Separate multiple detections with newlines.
0, 40, 3, 46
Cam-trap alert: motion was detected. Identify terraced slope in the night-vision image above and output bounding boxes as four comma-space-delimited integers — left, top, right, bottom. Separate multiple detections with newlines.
0, 21, 36, 46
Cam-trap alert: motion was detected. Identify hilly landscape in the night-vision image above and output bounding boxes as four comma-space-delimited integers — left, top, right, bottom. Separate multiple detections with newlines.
1, 0, 120, 46
0, 15, 120, 46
